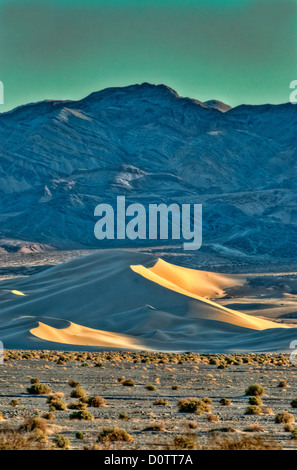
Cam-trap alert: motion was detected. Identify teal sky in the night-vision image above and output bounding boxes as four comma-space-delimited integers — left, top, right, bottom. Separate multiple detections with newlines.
0, 0, 296, 112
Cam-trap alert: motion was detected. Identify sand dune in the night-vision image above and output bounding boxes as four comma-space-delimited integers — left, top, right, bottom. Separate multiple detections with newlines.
30, 321, 143, 349
0, 250, 296, 352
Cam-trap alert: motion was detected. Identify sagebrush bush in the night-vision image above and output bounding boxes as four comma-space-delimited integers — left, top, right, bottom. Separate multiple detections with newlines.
69, 410, 93, 421
245, 384, 264, 396
178, 398, 211, 414
97, 427, 134, 443
275, 412, 295, 424
88, 396, 106, 408
27, 384, 51, 395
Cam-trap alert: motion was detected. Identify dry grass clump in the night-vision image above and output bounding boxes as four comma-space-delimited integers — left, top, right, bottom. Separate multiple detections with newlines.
172, 385, 180, 390
20, 417, 48, 433
119, 413, 129, 420
122, 379, 135, 387
220, 398, 231, 406
97, 426, 134, 443
88, 396, 106, 408
205, 434, 282, 450
42, 412, 56, 421
208, 414, 219, 422
245, 384, 265, 396
171, 434, 198, 450
0, 426, 47, 450
243, 423, 265, 433
53, 434, 71, 449
178, 397, 211, 415
142, 422, 166, 432
291, 428, 297, 440
275, 411, 295, 424
154, 398, 168, 406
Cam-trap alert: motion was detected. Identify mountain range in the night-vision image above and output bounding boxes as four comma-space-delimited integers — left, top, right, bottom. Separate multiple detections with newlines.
1, 83, 297, 259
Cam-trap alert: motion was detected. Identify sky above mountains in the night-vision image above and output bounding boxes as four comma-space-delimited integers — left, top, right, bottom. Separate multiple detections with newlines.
0, 0, 296, 112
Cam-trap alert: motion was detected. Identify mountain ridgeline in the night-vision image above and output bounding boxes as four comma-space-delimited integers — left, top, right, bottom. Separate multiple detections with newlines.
1, 83, 297, 258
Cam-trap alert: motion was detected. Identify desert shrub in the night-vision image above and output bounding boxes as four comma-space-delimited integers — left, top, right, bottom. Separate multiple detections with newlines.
119, 413, 129, 420
154, 398, 168, 406
76, 431, 85, 440
244, 424, 265, 433
278, 379, 287, 388
208, 414, 219, 422
142, 422, 166, 432
20, 417, 47, 433
291, 398, 297, 408
206, 435, 282, 450
69, 410, 93, 421
97, 427, 134, 443
88, 396, 106, 408
53, 435, 70, 449
245, 405, 263, 415
42, 412, 55, 420
30, 378, 40, 384
187, 421, 198, 429
284, 424, 294, 432
68, 379, 80, 388
245, 384, 264, 396
220, 398, 231, 406
122, 379, 135, 387
202, 397, 213, 405
291, 428, 297, 440
178, 398, 211, 414
275, 412, 295, 424
172, 385, 180, 390
9, 399, 19, 407
27, 384, 51, 395
117, 376, 125, 383
67, 401, 87, 410
248, 396, 262, 406
70, 386, 87, 399
49, 399, 67, 411
146, 384, 157, 391
0, 428, 47, 450
172, 434, 197, 450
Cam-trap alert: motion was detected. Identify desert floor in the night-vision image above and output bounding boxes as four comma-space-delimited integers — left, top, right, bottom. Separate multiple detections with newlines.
0, 351, 297, 450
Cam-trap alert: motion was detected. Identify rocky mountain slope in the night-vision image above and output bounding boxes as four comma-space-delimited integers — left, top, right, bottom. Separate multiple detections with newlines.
1, 83, 296, 258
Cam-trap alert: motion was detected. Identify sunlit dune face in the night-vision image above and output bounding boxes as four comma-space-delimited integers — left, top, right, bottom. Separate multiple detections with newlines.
11, 290, 26, 296
130, 259, 291, 332
30, 321, 145, 349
